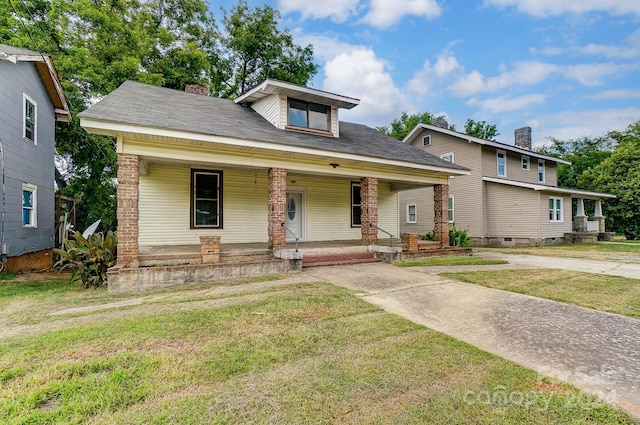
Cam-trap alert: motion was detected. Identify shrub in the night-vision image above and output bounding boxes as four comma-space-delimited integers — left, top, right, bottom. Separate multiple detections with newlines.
421, 231, 435, 241
54, 231, 117, 288
420, 226, 471, 247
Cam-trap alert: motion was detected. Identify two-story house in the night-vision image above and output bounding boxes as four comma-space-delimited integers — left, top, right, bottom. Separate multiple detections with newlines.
79, 79, 469, 290
0, 45, 70, 271
400, 123, 615, 246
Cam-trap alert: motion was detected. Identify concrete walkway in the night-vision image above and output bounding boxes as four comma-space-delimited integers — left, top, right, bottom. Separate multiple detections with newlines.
304, 262, 640, 420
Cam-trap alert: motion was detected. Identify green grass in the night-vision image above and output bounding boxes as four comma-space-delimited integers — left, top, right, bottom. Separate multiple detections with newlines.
442, 269, 640, 317
395, 256, 508, 267
0, 278, 636, 424
478, 243, 640, 263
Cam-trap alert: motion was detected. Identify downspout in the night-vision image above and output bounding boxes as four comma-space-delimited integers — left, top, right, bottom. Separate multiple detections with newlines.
0, 140, 6, 271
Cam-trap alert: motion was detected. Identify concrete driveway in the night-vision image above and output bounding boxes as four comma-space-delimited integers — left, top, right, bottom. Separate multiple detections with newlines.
304, 261, 640, 420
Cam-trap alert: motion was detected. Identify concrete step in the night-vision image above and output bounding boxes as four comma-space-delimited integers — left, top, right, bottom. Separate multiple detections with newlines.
302, 252, 382, 268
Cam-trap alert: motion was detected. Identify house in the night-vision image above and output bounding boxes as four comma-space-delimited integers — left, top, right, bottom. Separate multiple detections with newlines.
400, 123, 615, 247
78, 79, 469, 291
0, 45, 71, 271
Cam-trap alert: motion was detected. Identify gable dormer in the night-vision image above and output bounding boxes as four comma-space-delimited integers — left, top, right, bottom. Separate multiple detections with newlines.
234, 79, 359, 138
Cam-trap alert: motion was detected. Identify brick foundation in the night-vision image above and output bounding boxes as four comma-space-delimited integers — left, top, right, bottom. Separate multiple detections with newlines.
5, 248, 53, 272
401, 233, 419, 251
360, 177, 378, 245
200, 235, 221, 263
117, 154, 139, 265
268, 168, 287, 250
434, 184, 450, 247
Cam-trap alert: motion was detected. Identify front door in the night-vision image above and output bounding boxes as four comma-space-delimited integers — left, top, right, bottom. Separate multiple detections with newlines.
285, 192, 304, 242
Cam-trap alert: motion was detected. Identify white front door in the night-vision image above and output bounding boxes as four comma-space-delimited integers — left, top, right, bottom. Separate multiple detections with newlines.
285, 192, 304, 242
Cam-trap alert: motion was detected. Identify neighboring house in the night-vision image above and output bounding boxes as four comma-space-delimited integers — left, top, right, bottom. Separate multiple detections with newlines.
79, 80, 468, 272
0, 45, 71, 271
400, 123, 615, 247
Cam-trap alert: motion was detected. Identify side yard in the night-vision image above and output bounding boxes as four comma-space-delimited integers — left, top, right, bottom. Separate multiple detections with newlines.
0, 275, 636, 424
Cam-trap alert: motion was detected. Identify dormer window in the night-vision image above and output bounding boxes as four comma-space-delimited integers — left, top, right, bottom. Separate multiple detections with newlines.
288, 99, 330, 132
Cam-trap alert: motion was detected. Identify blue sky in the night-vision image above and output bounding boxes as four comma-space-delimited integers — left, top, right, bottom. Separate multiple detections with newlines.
212, 0, 640, 147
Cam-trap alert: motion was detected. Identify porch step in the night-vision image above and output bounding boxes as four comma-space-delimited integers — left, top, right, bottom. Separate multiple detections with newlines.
302, 252, 382, 268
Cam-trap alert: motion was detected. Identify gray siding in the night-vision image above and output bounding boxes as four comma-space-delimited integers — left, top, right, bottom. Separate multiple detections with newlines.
0, 60, 56, 255
400, 130, 484, 238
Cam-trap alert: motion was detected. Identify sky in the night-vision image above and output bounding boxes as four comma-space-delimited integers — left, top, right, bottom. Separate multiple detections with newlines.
212, 0, 640, 147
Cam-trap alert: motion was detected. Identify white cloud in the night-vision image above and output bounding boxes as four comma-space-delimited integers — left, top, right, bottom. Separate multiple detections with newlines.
361, 0, 441, 28
449, 61, 558, 97
295, 33, 361, 62
564, 63, 625, 86
588, 89, 640, 100
468, 94, 546, 113
322, 48, 409, 126
530, 46, 564, 56
528, 107, 640, 145
407, 50, 461, 95
277, 0, 361, 22
483, 0, 640, 17
578, 43, 639, 59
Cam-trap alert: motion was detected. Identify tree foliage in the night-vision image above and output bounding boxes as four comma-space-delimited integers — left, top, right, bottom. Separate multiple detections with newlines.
464, 119, 499, 141
377, 111, 452, 141
1, 0, 317, 230
577, 122, 640, 239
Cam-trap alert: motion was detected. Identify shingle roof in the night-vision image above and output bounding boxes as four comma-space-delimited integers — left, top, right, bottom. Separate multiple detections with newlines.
0, 44, 43, 56
79, 80, 467, 171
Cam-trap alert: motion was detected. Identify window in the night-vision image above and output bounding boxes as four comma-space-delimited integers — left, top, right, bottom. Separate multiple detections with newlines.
440, 152, 454, 163
406, 204, 417, 223
538, 160, 545, 182
288, 99, 330, 131
22, 183, 37, 227
522, 155, 529, 170
497, 150, 506, 177
23, 94, 36, 143
422, 135, 431, 146
549, 197, 563, 222
191, 170, 222, 228
448, 196, 454, 223
351, 182, 361, 227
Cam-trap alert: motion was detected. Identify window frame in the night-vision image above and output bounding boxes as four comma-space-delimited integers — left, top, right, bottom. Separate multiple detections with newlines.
497, 150, 506, 177
287, 98, 330, 132
406, 203, 417, 224
549, 197, 563, 222
190, 169, 223, 229
23, 93, 37, 144
422, 135, 431, 146
521, 155, 530, 170
351, 182, 362, 228
538, 160, 545, 183
22, 183, 37, 228
448, 195, 454, 223
440, 152, 454, 163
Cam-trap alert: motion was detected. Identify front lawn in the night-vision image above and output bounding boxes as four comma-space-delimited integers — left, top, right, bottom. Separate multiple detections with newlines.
395, 256, 508, 267
477, 243, 640, 263
442, 269, 640, 318
0, 277, 636, 424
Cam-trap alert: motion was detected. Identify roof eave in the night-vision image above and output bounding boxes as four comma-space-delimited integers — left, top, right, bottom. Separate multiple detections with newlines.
483, 177, 615, 199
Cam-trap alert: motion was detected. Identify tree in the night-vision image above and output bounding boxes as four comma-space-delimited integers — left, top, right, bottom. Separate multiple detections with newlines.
578, 122, 640, 239
377, 111, 452, 141
213, 0, 318, 98
464, 119, 499, 141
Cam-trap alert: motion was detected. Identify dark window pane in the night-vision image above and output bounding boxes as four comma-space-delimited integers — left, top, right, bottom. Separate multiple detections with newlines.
308, 103, 329, 130
23, 209, 30, 226
195, 200, 218, 226
289, 100, 307, 127
195, 173, 218, 198
352, 206, 362, 226
23, 190, 32, 208
352, 185, 361, 205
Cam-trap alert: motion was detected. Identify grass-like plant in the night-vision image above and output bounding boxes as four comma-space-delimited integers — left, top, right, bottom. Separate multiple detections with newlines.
54, 231, 117, 288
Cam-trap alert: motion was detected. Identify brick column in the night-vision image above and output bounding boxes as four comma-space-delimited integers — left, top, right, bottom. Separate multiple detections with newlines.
434, 184, 450, 247
200, 235, 221, 263
360, 177, 378, 246
116, 153, 139, 265
268, 168, 287, 250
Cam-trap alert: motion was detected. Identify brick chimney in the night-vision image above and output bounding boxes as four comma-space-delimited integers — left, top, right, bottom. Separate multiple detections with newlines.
185, 84, 209, 96
432, 117, 449, 129
514, 126, 532, 150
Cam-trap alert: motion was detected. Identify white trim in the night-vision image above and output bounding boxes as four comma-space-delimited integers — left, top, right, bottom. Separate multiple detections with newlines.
235, 79, 360, 109
496, 150, 506, 177
80, 118, 471, 177
549, 197, 563, 222
22, 183, 37, 228
440, 152, 454, 163
23, 93, 37, 144
406, 203, 417, 224
402, 123, 571, 165
537, 160, 545, 183
482, 176, 616, 199
448, 195, 454, 223
285, 189, 306, 242
521, 155, 530, 170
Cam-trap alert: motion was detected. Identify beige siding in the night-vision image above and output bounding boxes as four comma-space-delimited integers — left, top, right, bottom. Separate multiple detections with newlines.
482, 146, 560, 185
400, 129, 485, 238
139, 165, 398, 246
539, 193, 571, 238
486, 182, 540, 238
250, 94, 281, 128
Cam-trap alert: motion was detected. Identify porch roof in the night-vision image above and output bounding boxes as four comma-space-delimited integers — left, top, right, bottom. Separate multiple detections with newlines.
483, 177, 616, 199
79, 81, 468, 175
